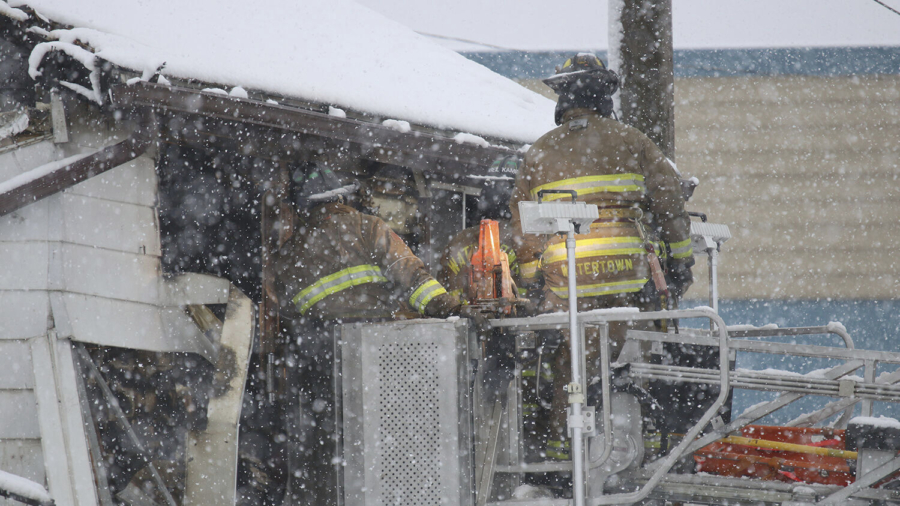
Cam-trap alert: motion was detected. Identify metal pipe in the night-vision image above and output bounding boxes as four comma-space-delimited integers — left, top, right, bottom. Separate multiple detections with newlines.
728, 326, 855, 350
462, 193, 467, 229
566, 222, 586, 506
708, 247, 718, 332
819, 454, 900, 504
709, 248, 718, 313
589, 323, 614, 472
720, 436, 858, 460
862, 360, 876, 417
0, 111, 154, 217
688, 359, 866, 450
630, 366, 900, 400
589, 307, 731, 505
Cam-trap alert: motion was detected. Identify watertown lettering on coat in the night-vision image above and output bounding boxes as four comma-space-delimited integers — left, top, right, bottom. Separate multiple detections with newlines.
561, 258, 634, 276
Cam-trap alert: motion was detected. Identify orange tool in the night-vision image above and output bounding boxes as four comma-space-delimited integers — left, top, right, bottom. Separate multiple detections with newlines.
468, 219, 515, 304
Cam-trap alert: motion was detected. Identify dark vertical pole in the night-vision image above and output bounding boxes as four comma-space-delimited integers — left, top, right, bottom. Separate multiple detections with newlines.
260, 162, 290, 403
609, 0, 675, 160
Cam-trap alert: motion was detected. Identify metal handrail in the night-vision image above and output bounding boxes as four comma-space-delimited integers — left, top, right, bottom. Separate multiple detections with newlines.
493, 307, 731, 506
725, 325, 854, 350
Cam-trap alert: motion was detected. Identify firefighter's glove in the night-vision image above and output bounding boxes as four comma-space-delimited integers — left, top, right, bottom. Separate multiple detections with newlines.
517, 297, 540, 317
667, 262, 693, 298
459, 305, 493, 335
424, 293, 461, 319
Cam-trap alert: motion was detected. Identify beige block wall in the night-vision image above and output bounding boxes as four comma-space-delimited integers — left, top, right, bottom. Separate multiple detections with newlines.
520, 75, 900, 299
678, 75, 900, 299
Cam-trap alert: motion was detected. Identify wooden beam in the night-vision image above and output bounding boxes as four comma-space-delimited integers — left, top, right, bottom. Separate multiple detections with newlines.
0, 115, 153, 217
610, 0, 676, 159
111, 83, 514, 176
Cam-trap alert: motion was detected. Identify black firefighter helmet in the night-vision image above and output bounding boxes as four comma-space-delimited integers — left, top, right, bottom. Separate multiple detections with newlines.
291, 162, 359, 208
543, 53, 619, 95
544, 53, 620, 124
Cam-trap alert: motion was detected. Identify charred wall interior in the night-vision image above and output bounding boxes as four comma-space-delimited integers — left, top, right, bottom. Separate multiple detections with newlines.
154, 106, 512, 303
0, 26, 33, 112
158, 139, 268, 303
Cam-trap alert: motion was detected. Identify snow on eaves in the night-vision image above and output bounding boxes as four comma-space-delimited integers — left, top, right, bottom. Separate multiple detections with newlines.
0, 1, 27, 21
28, 40, 103, 103
0, 110, 29, 140
8, 0, 557, 144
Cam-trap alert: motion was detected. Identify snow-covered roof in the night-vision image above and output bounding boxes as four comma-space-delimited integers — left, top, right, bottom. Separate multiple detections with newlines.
5, 0, 557, 144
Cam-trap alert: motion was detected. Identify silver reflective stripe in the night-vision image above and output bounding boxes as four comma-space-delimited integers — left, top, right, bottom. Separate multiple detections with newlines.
409, 279, 447, 314
293, 265, 388, 314
550, 278, 648, 298
669, 239, 693, 259
531, 174, 647, 201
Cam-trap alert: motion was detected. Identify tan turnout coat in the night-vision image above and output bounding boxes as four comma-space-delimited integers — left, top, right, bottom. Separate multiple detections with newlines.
509, 108, 693, 303
274, 202, 450, 321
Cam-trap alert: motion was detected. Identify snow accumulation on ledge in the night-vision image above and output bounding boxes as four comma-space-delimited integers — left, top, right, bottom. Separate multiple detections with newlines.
6, 0, 557, 144
0, 469, 52, 504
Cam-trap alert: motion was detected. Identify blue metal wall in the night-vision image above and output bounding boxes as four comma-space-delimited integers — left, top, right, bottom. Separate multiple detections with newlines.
462, 47, 900, 80
681, 299, 900, 423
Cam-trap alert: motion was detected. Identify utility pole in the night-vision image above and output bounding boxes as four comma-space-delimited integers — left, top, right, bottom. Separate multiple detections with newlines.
608, 0, 675, 160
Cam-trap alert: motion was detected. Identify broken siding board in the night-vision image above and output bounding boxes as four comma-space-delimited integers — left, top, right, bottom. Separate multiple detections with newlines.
0, 141, 64, 181
0, 141, 151, 218
0, 200, 49, 243
60, 194, 161, 256
51, 341, 100, 506
55, 242, 160, 305
30, 336, 76, 506
63, 155, 158, 208
0, 292, 49, 341
57, 292, 213, 355
0, 390, 40, 439
0, 341, 35, 388
0, 440, 45, 490
0, 242, 49, 291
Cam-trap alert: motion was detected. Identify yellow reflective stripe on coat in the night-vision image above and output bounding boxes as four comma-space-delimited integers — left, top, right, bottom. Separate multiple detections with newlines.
448, 289, 467, 305
520, 259, 541, 280
550, 278, 648, 298
409, 279, 447, 314
449, 244, 517, 276
546, 440, 570, 460
523, 365, 555, 380
523, 403, 540, 415
530, 174, 646, 201
668, 238, 693, 259
543, 236, 645, 265
293, 265, 388, 315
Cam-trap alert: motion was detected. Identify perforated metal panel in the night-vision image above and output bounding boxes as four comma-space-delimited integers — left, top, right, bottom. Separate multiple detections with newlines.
340, 320, 472, 506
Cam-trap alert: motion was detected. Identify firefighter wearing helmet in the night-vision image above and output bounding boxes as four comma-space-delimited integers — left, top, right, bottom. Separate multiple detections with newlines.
508, 53, 694, 459
256, 163, 459, 504
438, 156, 524, 304
273, 162, 458, 322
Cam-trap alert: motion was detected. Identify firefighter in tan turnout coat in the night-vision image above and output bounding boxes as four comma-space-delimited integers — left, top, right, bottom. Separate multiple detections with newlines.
509, 54, 694, 458
274, 164, 458, 322
258, 163, 458, 505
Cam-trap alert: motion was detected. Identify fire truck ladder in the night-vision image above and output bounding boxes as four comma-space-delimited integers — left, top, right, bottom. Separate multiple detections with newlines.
485, 309, 900, 505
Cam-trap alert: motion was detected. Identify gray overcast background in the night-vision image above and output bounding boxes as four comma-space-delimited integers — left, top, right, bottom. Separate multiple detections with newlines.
356, 0, 900, 50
